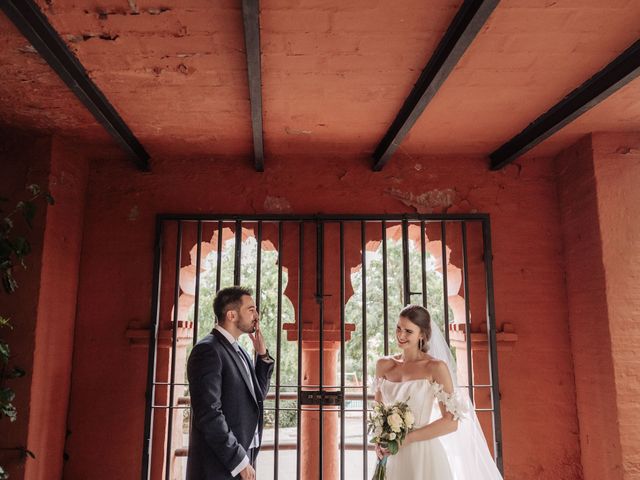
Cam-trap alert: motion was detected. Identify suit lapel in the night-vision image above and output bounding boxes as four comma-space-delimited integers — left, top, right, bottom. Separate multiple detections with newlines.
212, 329, 258, 405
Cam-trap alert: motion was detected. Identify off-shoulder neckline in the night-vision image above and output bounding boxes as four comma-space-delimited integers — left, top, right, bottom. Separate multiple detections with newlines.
377, 377, 436, 385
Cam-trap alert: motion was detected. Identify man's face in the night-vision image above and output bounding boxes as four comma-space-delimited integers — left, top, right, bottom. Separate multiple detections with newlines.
234, 295, 259, 334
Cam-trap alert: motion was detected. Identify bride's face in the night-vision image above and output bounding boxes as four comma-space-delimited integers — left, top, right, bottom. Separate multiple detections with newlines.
395, 316, 422, 351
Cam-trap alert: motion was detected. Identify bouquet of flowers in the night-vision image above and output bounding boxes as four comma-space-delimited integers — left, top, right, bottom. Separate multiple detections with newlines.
367, 399, 415, 480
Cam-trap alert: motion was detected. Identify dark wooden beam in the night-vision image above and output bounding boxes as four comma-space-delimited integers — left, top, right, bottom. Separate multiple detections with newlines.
241, 0, 264, 172
1, 0, 151, 171
372, 0, 499, 171
491, 39, 640, 170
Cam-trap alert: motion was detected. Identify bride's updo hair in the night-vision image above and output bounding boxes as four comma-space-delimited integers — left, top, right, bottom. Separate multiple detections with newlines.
399, 304, 431, 352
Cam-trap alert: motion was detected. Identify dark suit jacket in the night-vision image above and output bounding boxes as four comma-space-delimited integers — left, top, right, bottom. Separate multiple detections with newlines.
186, 329, 274, 480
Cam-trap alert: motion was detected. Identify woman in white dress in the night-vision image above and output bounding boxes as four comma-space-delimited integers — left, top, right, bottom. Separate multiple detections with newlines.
374, 304, 503, 480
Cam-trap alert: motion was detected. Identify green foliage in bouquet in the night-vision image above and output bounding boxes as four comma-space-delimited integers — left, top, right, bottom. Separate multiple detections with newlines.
367, 399, 415, 479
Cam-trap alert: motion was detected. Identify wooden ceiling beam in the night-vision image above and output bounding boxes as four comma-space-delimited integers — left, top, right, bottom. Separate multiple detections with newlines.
372, 0, 499, 171
241, 0, 265, 172
490, 38, 640, 170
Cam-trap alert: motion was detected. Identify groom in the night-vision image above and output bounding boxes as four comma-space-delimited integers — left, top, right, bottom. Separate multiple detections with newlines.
186, 286, 274, 480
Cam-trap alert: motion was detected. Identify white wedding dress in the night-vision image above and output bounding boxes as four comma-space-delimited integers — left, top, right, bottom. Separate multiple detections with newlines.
375, 325, 504, 480
378, 378, 455, 478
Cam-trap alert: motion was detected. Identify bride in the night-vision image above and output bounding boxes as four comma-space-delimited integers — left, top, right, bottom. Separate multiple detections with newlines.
374, 304, 503, 479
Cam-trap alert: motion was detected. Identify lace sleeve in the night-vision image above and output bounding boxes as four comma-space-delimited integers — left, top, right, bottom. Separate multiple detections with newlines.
371, 377, 384, 394
433, 383, 468, 421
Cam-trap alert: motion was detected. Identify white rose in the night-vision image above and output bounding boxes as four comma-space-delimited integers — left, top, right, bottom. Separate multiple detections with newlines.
404, 410, 415, 428
374, 426, 383, 436
388, 432, 396, 440
387, 413, 403, 433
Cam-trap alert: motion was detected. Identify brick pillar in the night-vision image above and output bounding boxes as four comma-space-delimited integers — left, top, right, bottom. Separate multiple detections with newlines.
556, 133, 640, 479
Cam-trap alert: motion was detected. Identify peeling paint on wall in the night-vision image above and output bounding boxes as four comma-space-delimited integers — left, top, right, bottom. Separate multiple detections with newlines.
263, 195, 292, 213
385, 187, 456, 213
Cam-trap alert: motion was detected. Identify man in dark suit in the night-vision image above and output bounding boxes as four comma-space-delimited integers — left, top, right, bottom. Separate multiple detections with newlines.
186, 286, 274, 480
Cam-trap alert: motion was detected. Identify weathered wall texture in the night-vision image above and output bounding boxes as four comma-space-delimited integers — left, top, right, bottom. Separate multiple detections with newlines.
0, 133, 52, 479
556, 132, 640, 480
592, 133, 640, 479
61, 148, 581, 480
23, 138, 89, 480
0, 134, 88, 479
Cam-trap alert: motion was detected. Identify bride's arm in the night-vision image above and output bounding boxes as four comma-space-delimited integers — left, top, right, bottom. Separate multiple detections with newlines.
374, 358, 386, 403
404, 362, 459, 444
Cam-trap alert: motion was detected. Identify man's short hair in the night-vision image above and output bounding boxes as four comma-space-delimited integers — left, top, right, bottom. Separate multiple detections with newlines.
213, 286, 253, 324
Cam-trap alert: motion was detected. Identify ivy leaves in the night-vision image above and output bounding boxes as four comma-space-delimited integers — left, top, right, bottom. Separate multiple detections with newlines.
0, 184, 54, 293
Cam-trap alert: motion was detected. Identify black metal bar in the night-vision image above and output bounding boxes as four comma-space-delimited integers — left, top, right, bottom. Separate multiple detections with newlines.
420, 220, 428, 308
234, 220, 242, 285
296, 222, 304, 480
164, 221, 183, 480
274, 221, 283, 479
491, 38, 640, 170
461, 222, 474, 403
157, 213, 491, 222
339, 221, 346, 480
241, 0, 265, 172
256, 221, 262, 315
482, 218, 503, 473
193, 222, 203, 345
401, 219, 411, 305
360, 221, 368, 480
440, 222, 450, 344
0, 0, 150, 171
317, 221, 324, 480
372, 0, 499, 171
382, 221, 389, 356
141, 218, 163, 480
215, 221, 223, 295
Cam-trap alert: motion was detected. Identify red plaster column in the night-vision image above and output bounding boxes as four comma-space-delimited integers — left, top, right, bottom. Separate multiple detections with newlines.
556, 133, 640, 479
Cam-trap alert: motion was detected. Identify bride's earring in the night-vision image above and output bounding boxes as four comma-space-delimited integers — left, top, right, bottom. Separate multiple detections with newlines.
418, 338, 424, 351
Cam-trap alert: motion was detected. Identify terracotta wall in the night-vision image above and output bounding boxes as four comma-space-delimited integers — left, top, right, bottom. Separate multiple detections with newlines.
556, 133, 640, 480
592, 133, 640, 478
61, 148, 581, 479
0, 134, 88, 479
0, 133, 52, 479
24, 138, 89, 480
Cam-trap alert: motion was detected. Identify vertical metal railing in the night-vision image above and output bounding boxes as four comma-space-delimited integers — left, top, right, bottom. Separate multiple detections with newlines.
233, 220, 242, 285
215, 220, 223, 295
192, 222, 203, 345
360, 221, 368, 480
317, 221, 325, 480
339, 221, 346, 480
420, 220, 427, 308
483, 218, 503, 472
274, 222, 283, 479
440, 221, 450, 344
460, 222, 474, 403
142, 214, 503, 479
296, 222, 303, 480
401, 219, 411, 306
164, 221, 183, 480
381, 221, 389, 356
141, 218, 163, 480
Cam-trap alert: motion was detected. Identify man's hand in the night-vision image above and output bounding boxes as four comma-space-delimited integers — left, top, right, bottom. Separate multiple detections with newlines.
239, 464, 256, 480
248, 320, 267, 356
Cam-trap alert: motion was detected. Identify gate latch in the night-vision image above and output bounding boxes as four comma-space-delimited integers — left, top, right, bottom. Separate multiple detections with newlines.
299, 390, 343, 406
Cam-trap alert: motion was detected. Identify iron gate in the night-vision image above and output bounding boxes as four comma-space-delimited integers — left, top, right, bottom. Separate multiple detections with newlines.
141, 214, 503, 480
